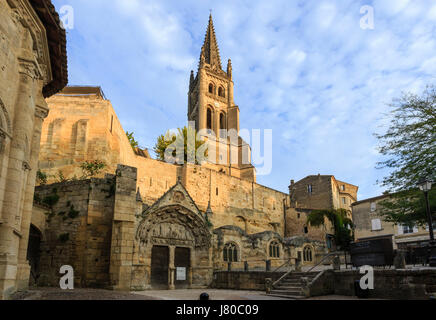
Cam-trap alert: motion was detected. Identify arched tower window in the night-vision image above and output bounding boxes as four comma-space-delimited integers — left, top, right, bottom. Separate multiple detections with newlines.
207, 107, 213, 131
209, 83, 215, 94
269, 241, 280, 258
218, 86, 225, 98
223, 243, 238, 262
303, 246, 313, 262
219, 112, 226, 138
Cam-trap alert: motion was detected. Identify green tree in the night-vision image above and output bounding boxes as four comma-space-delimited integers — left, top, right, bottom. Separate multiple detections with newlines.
375, 85, 436, 225
153, 126, 207, 164
306, 209, 354, 250
126, 131, 139, 151
80, 160, 107, 179
36, 169, 48, 185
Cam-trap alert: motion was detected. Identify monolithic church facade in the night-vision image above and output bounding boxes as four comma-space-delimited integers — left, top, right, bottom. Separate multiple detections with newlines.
1, 10, 358, 297
0, 0, 67, 299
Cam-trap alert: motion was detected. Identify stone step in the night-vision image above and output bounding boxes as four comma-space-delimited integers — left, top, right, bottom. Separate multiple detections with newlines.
270, 289, 303, 296
275, 285, 302, 291
267, 293, 306, 300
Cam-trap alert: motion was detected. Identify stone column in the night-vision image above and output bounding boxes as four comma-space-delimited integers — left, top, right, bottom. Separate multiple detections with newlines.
188, 248, 194, 288
168, 246, 175, 290
109, 165, 137, 291
198, 69, 206, 132
0, 59, 40, 299
16, 99, 48, 290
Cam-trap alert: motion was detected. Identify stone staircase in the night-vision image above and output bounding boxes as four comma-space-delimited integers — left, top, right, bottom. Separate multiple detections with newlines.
268, 271, 320, 300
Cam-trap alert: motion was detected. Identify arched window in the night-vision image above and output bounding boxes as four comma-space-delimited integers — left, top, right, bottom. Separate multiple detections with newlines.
218, 86, 225, 98
209, 83, 214, 94
269, 241, 280, 258
223, 243, 238, 262
303, 246, 313, 262
207, 108, 213, 131
219, 113, 226, 138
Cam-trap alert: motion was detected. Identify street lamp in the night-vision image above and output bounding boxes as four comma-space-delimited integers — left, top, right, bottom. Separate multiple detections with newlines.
418, 178, 436, 267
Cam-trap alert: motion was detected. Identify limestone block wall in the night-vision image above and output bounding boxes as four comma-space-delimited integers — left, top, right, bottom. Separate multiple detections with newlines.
290, 175, 335, 210
212, 227, 291, 271
34, 178, 116, 288
180, 164, 287, 236
212, 271, 286, 291
285, 208, 331, 243
0, 0, 66, 299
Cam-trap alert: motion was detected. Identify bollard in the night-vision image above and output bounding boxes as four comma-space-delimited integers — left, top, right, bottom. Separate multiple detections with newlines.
266, 260, 271, 272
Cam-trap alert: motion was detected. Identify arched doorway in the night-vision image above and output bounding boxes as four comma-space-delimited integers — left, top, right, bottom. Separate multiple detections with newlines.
27, 224, 42, 286
151, 246, 169, 289
136, 205, 211, 290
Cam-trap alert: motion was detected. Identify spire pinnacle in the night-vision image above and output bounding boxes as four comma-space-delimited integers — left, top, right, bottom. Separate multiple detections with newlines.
200, 14, 222, 70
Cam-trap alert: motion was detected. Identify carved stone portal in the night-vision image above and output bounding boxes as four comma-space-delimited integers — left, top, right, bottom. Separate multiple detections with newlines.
136, 205, 211, 251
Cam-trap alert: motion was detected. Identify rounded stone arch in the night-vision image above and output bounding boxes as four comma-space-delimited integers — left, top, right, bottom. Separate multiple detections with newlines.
208, 82, 216, 94
136, 204, 211, 251
267, 239, 282, 258
303, 244, 314, 263
206, 105, 215, 131
235, 215, 247, 233
218, 85, 226, 98
222, 241, 240, 263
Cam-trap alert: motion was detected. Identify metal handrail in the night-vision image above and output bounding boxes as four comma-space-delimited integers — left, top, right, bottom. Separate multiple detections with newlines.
304, 251, 339, 274
271, 251, 338, 288
272, 259, 292, 273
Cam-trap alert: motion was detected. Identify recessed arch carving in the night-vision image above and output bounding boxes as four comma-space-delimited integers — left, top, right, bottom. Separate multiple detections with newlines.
136, 205, 211, 250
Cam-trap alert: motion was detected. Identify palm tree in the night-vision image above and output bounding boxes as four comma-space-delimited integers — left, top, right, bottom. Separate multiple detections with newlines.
306, 208, 354, 250
154, 126, 207, 164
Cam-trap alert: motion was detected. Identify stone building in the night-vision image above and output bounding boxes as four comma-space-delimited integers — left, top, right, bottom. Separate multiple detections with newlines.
286, 175, 358, 252
22, 15, 359, 292
352, 194, 435, 251
0, 0, 67, 299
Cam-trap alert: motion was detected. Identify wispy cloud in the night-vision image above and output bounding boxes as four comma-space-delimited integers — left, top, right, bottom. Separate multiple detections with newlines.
53, 0, 436, 200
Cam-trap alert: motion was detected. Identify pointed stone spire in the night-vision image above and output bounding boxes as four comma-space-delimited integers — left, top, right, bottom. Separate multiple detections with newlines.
206, 201, 213, 216
189, 70, 195, 90
227, 59, 232, 79
200, 14, 222, 70
136, 188, 142, 202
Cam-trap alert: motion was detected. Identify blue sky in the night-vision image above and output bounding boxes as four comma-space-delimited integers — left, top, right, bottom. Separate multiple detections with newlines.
52, 0, 436, 199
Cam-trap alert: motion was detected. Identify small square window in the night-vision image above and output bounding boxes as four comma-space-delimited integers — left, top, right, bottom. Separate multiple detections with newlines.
371, 219, 382, 231
370, 202, 376, 212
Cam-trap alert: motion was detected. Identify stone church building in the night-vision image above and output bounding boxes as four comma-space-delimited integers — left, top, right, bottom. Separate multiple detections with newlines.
0, 0, 68, 299
1, 7, 358, 297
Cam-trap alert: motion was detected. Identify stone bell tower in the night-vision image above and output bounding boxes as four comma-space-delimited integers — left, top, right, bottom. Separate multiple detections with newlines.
187, 14, 255, 182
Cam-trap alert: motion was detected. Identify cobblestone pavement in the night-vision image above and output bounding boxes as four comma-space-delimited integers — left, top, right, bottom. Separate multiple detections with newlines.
11, 288, 158, 300
11, 287, 371, 300
132, 289, 290, 300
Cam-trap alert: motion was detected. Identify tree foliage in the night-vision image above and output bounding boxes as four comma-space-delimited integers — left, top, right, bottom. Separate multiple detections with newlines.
375, 85, 436, 191
126, 131, 139, 151
80, 160, 107, 179
153, 126, 207, 164
375, 85, 436, 225
307, 208, 354, 250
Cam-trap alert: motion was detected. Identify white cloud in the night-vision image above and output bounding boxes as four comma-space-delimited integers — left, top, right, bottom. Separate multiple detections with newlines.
52, 0, 436, 200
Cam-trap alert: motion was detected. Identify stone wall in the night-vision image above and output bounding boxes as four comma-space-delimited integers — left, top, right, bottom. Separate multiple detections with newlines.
308, 269, 436, 299
34, 177, 116, 288
0, 0, 67, 299
212, 271, 286, 291
40, 93, 289, 237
